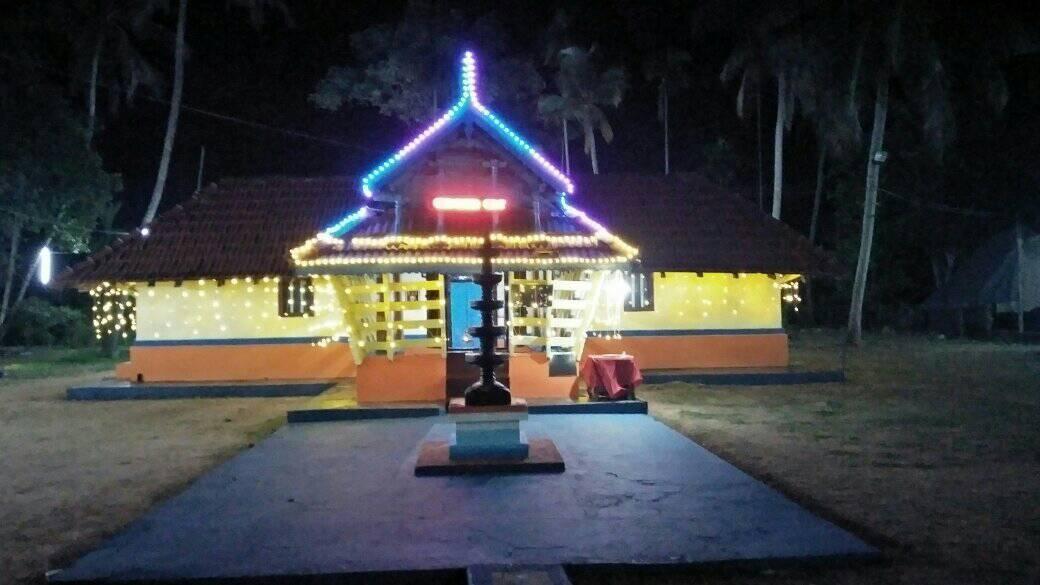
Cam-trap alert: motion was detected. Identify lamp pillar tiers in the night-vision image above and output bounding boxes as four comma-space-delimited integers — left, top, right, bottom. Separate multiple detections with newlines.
463, 229, 511, 406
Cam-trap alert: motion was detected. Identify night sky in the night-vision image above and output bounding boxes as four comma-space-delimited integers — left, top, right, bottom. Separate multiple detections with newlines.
93, 1, 754, 224
84, 0, 1040, 270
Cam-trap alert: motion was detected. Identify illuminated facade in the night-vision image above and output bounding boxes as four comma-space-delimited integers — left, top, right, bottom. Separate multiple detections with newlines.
60, 52, 824, 402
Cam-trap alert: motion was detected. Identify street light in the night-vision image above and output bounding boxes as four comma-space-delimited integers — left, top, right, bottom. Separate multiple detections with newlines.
37, 246, 52, 285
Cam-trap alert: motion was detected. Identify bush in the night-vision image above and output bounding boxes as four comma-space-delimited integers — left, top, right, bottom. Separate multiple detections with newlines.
4, 297, 93, 347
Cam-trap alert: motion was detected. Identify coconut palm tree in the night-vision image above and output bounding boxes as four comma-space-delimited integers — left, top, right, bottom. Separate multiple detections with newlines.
844, 1, 954, 344
643, 48, 692, 175
537, 91, 579, 175
723, 24, 818, 220
67, 0, 165, 145
141, 0, 291, 228
842, 0, 1036, 342
800, 57, 864, 324
552, 46, 625, 175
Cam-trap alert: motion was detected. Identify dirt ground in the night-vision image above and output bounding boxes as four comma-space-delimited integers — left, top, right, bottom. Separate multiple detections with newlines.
0, 372, 310, 584
2, 334, 1038, 585
574, 332, 1040, 585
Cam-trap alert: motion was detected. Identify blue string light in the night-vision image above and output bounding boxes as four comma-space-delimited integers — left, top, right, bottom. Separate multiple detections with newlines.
324, 206, 370, 237
353, 50, 574, 203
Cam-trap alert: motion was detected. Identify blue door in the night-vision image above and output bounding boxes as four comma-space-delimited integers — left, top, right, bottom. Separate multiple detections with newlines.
449, 280, 482, 349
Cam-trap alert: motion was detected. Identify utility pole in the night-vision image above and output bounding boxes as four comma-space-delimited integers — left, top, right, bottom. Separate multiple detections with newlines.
195, 145, 206, 192
1016, 220, 1025, 336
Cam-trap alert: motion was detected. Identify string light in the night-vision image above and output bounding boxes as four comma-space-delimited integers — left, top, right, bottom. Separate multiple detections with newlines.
296, 254, 632, 268
559, 195, 640, 259
349, 50, 574, 205
778, 279, 803, 311
294, 52, 634, 272
339, 233, 608, 251
322, 206, 370, 238
351, 234, 483, 250
89, 282, 136, 341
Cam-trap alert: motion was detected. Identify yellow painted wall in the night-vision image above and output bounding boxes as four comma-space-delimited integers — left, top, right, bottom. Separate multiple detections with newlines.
593, 272, 783, 331
134, 278, 346, 341
110, 271, 792, 388
133, 272, 781, 342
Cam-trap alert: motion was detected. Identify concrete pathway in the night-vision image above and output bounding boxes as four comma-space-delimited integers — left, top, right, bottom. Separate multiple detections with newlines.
52, 414, 875, 582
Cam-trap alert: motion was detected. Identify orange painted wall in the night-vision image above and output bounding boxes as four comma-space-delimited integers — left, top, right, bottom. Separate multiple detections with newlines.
113, 333, 787, 398
356, 352, 446, 403
582, 333, 789, 370
116, 342, 356, 383
508, 353, 578, 400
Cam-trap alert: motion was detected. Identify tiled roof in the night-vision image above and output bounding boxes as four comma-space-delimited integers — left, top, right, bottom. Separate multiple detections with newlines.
574, 173, 836, 275
58, 174, 834, 286
56, 177, 357, 286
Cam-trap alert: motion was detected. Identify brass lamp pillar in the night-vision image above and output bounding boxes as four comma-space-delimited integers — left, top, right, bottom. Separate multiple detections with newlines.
463, 232, 511, 406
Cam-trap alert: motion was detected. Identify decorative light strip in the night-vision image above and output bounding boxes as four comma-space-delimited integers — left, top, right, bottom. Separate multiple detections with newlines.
89, 282, 136, 340
298, 254, 631, 268
470, 102, 574, 193
323, 205, 370, 237
353, 50, 574, 203
351, 234, 484, 250
559, 195, 640, 259
290, 233, 345, 263
298, 206, 367, 263
431, 196, 507, 211
491, 232, 602, 246
346, 232, 607, 251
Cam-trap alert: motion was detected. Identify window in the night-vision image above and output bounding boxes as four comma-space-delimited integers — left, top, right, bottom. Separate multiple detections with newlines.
278, 277, 314, 317
624, 272, 654, 312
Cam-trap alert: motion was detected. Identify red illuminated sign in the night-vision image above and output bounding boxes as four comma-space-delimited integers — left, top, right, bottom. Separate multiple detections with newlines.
432, 197, 507, 212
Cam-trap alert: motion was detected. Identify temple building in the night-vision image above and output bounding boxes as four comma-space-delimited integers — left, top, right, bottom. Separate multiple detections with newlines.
58, 52, 829, 403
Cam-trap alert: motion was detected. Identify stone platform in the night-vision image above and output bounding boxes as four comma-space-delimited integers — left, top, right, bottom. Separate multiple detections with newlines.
50, 414, 877, 582
415, 438, 565, 476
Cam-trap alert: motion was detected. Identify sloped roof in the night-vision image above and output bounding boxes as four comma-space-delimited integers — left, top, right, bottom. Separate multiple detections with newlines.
56, 177, 356, 286
575, 173, 836, 275
58, 173, 833, 286
924, 226, 1040, 311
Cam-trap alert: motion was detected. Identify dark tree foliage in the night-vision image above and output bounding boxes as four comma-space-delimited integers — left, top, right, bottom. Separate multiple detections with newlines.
312, 0, 544, 124
0, 76, 121, 340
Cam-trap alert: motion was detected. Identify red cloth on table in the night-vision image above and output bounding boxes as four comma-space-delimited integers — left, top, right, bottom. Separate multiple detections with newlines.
581, 354, 643, 400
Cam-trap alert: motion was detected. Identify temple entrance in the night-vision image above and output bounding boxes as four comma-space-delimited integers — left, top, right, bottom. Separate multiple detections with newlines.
448, 278, 482, 349
445, 275, 508, 399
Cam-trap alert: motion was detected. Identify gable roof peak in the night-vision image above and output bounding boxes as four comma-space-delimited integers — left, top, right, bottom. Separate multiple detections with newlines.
354, 50, 574, 206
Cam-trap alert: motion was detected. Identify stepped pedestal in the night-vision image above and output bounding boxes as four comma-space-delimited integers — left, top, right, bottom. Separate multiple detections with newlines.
414, 398, 564, 476
448, 398, 529, 460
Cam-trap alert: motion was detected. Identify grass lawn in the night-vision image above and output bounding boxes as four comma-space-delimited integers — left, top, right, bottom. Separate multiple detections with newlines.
0, 347, 127, 381
2, 336, 1038, 585
0, 351, 313, 585
574, 331, 1040, 585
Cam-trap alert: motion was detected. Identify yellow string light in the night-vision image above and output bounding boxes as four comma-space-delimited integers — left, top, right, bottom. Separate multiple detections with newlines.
296, 254, 633, 268
89, 282, 136, 341
291, 228, 638, 268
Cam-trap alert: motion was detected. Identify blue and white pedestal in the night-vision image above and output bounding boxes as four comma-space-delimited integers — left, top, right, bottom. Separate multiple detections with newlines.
414, 398, 565, 476
448, 398, 529, 461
